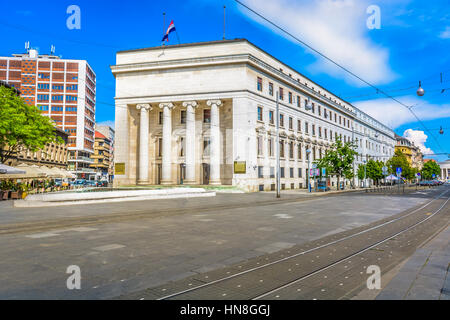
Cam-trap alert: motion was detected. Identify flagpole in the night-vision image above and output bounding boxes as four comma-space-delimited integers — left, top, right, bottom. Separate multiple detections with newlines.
175, 31, 181, 45
223, 5, 226, 40
162, 12, 166, 46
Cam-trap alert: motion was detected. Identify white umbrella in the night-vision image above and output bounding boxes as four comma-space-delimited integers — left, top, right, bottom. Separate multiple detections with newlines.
0, 163, 26, 174
385, 174, 399, 181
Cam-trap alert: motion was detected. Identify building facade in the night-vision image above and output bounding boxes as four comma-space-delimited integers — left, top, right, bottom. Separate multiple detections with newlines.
90, 131, 113, 181
96, 125, 115, 182
395, 134, 423, 170
111, 39, 395, 191
438, 160, 450, 180
0, 47, 96, 178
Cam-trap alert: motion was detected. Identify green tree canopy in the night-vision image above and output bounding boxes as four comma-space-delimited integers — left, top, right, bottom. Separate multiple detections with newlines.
386, 149, 414, 180
421, 160, 441, 180
0, 86, 62, 163
314, 137, 357, 190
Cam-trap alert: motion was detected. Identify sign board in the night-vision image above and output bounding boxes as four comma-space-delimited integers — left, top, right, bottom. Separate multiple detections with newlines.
234, 161, 246, 174
396, 167, 402, 177
432, 174, 436, 178
312, 164, 317, 169
321, 168, 326, 176
416, 173, 421, 177
115, 163, 125, 175
309, 169, 320, 177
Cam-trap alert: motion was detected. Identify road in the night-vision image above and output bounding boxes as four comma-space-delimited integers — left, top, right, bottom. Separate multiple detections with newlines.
0, 186, 448, 299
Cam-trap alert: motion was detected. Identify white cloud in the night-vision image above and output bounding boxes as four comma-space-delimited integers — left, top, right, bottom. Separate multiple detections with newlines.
403, 129, 434, 154
239, 0, 396, 85
439, 26, 450, 39
353, 96, 450, 128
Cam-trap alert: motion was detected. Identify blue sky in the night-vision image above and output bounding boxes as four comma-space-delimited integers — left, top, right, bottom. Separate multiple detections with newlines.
1, 0, 449, 161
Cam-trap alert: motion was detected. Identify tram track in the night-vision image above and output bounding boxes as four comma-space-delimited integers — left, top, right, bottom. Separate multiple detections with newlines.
126, 187, 450, 300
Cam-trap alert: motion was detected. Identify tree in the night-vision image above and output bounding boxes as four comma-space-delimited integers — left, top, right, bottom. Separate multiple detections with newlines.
0, 86, 62, 163
421, 160, 441, 180
357, 163, 366, 181
366, 160, 384, 185
386, 150, 413, 180
315, 137, 357, 190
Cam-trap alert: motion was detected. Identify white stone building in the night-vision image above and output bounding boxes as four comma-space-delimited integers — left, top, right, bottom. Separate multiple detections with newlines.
111, 39, 395, 191
438, 160, 450, 180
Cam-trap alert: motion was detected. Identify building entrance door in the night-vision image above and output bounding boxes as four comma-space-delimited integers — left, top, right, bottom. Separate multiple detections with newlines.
179, 164, 186, 184
202, 163, 210, 185
156, 164, 162, 185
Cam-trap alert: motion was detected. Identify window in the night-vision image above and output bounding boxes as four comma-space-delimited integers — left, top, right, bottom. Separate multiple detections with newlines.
269, 138, 274, 157
305, 122, 309, 134
289, 141, 294, 159
312, 103, 315, 113
289, 117, 293, 130
203, 109, 211, 123
257, 136, 263, 156
52, 95, 64, 101
289, 92, 293, 104
281, 167, 285, 178
38, 94, 49, 101
270, 167, 275, 178
180, 137, 185, 156
257, 77, 263, 91
158, 138, 163, 157
298, 144, 302, 159
66, 96, 77, 101
334, 113, 337, 122
159, 112, 163, 124
297, 120, 301, 132
318, 105, 321, 116
319, 127, 322, 138
258, 166, 264, 178
38, 105, 49, 111
269, 82, 273, 96
257, 106, 263, 121
324, 128, 328, 139
180, 110, 186, 124
297, 96, 301, 108
38, 83, 49, 90
280, 114, 284, 127
298, 168, 302, 178
203, 138, 211, 156
312, 124, 316, 136
269, 110, 274, 125
280, 140, 285, 158
339, 116, 342, 125
279, 88, 284, 100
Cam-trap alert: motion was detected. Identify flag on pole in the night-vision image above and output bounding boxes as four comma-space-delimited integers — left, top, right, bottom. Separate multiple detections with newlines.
162, 20, 176, 42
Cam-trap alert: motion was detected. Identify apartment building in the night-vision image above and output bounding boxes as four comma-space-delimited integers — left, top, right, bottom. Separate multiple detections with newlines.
0, 46, 96, 179
90, 130, 113, 182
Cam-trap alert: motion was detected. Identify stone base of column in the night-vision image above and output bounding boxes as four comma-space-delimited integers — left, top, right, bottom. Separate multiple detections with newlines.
137, 180, 150, 186
183, 180, 197, 185
160, 180, 174, 185
209, 180, 221, 186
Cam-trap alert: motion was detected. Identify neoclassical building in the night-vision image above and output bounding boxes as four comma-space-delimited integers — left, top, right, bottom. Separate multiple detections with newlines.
111, 39, 395, 191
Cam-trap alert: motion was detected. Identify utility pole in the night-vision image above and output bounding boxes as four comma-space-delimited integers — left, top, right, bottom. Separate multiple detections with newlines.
276, 91, 281, 198
352, 126, 355, 189
307, 149, 311, 192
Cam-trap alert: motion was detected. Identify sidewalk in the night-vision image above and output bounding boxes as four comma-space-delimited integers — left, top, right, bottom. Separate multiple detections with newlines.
376, 225, 450, 300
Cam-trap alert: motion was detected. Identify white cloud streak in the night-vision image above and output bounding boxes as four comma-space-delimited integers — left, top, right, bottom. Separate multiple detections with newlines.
239, 0, 396, 85
403, 129, 434, 154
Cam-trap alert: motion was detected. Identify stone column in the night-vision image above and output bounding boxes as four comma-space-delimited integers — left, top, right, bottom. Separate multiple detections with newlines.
136, 104, 151, 184
182, 101, 198, 184
207, 99, 222, 185
159, 102, 174, 185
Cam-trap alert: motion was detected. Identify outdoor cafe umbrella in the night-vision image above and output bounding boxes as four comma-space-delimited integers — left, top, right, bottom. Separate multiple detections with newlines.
385, 174, 399, 181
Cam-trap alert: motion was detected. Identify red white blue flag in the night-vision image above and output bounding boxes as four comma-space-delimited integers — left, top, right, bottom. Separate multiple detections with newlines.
162, 20, 176, 42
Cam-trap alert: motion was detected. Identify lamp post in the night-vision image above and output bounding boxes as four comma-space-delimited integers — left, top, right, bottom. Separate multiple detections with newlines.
276, 91, 281, 198
306, 149, 312, 192
363, 159, 367, 188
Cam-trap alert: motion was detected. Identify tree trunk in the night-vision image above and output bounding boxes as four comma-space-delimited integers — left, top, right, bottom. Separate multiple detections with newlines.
337, 176, 340, 191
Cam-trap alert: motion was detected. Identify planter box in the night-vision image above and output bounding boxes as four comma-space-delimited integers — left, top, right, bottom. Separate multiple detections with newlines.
2, 191, 10, 200
10, 191, 20, 200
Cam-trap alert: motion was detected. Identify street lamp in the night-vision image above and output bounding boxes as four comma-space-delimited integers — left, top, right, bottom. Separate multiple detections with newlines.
306, 149, 312, 192
417, 81, 425, 96
363, 159, 367, 188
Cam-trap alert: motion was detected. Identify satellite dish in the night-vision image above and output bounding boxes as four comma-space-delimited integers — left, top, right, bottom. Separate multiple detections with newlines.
417, 81, 425, 96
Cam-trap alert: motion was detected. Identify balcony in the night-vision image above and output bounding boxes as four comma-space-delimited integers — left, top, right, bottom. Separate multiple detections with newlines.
68, 156, 94, 163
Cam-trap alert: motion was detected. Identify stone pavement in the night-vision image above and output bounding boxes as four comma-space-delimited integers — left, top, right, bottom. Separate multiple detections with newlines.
376, 225, 450, 300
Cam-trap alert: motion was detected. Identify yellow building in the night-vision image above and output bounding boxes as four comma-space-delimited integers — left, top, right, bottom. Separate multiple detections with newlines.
395, 134, 423, 170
